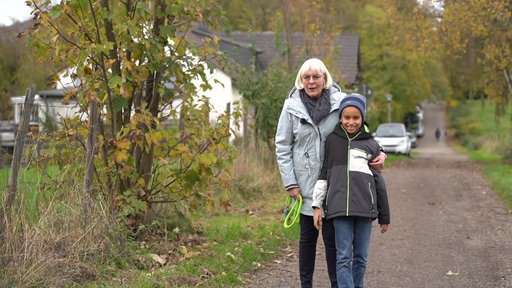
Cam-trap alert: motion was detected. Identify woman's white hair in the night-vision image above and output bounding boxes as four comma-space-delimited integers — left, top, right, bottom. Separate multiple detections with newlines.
294, 58, 334, 90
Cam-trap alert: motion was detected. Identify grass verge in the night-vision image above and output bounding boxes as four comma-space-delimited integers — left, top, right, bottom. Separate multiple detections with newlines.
452, 144, 512, 210
0, 151, 300, 287
448, 100, 512, 210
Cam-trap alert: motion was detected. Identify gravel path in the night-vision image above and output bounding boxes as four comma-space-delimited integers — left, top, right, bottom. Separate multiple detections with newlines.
242, 102, 512, 288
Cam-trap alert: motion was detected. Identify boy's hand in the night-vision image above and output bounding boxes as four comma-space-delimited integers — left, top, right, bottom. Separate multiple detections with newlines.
380, 224, 389, 233
313, 208, 322, 230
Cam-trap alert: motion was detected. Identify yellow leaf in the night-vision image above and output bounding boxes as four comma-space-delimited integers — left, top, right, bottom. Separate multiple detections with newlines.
150, 254, 167, 265
197, 242, 211, 250
107, 59, 117, 67
184, 251, 201, 259
63, 4, 74, 14
152, 131, 164, 145
116, 138, 131, 150
114, 150, 129, 163
123, 60, 133, 70
179, 245, 188, 255
177, 143, 189, 154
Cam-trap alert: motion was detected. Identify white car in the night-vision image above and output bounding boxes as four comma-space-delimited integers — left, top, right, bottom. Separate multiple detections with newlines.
374, 123, 411, 156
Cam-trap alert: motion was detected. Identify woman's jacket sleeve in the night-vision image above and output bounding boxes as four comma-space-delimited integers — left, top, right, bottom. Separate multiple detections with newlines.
275, 104, 298, 190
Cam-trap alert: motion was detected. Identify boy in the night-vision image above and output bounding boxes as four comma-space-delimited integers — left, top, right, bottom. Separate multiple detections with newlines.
312, 93, 390, 288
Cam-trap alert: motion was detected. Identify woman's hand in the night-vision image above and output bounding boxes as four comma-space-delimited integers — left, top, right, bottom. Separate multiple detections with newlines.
369, 151, 387, 170
313, 208, 322, 230
287, 187, 301, 200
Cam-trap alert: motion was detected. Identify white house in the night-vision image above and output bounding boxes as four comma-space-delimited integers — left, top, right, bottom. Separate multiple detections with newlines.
10, 89, 83, 132
53, 62, 245, 141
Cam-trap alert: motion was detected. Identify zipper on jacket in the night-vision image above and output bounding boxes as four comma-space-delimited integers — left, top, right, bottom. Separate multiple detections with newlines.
367, 182, 375, 205
344, 131, 362, 217
368, 182, 375, 217
346, 141, 351, 215
305, 152, 311, 175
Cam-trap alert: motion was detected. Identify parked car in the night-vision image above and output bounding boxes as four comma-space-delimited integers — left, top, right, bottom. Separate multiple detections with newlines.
416, 121, 424, 137
373, 123, 411, 156
404, 111, 424, 138
408, 130, 418, 148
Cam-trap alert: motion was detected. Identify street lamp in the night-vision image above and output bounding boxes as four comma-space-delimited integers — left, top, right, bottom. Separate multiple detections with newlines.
386, 94, 393, 123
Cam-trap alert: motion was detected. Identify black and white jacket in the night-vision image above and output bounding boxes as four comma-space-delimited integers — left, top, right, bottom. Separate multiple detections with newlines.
312, 123, 390, 224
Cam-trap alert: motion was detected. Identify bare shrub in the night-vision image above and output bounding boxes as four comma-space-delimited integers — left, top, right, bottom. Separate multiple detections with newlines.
0, 185, 124, 287
231, 141, 282, 200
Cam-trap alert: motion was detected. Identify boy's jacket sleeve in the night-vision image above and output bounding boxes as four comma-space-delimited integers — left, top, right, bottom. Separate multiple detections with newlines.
312, 180, 327, 208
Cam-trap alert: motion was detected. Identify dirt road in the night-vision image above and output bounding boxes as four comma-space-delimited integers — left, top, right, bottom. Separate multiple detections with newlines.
243, 102, 512, 288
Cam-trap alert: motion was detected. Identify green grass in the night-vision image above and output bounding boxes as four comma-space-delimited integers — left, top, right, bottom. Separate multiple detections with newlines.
382, 152, 416, 167
82, 202, 300, 287
0, 165, 62, 222
484, 164, 512, 209
455, 146, 512, 210
0, 147, 301, 287
448, 100, 512, 210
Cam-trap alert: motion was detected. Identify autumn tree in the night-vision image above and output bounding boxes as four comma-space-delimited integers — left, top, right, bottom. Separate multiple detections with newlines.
219, 0, 449, 125
440, 0, 511, 112
217, 0, 349, 150
25, 0, 237, 226
0, 23, 57, 120
440, 0, 512, 162
354, 0, 450, 123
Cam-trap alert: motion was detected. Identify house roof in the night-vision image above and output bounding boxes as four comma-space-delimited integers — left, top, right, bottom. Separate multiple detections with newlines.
192, 27, 361, 85
37, 89, 67, 98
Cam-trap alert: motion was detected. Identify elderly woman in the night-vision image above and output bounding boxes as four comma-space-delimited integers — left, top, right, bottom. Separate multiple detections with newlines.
275, 58, 386, 288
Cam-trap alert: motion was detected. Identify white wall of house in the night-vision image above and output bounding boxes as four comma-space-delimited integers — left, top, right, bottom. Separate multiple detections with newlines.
55, 67, 80, 90
10, 95, 83, 130
196, 67, 244, 140
55, 65, 245, 140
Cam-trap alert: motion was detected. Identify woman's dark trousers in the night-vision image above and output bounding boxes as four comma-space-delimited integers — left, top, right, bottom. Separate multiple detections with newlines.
299, 214, 338, 288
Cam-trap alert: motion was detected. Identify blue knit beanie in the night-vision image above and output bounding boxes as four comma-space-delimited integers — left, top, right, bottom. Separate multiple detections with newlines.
339, 93, 366, 120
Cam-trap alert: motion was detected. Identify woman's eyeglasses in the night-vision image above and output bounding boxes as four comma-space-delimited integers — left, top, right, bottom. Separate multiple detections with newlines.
302, 74, 323, 82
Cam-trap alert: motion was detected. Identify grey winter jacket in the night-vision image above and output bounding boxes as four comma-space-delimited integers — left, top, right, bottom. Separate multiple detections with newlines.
275, 84, 345, 216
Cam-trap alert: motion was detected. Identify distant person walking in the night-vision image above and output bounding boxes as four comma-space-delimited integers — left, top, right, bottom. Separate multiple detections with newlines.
435, 128, 441, 142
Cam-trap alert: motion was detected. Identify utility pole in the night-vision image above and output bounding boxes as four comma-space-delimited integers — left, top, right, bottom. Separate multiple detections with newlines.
386, 94, 393, 123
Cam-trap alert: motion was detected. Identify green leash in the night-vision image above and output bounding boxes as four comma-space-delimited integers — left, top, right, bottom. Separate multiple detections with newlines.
283, 195, 302, 228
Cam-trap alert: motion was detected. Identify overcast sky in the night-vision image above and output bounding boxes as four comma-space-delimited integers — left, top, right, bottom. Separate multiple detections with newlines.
0, 0, 32, 26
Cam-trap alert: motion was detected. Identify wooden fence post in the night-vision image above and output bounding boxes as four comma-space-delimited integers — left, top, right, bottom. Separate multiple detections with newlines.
83, 97, 98, 217
0, 84, 36, 238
